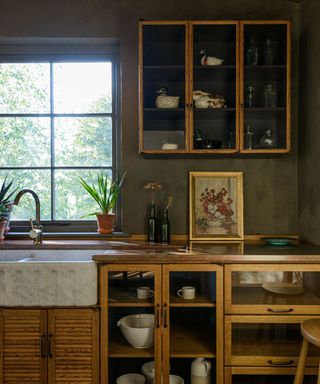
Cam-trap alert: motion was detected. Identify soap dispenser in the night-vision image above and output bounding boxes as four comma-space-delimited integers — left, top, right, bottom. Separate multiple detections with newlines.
191, 357, 211, 384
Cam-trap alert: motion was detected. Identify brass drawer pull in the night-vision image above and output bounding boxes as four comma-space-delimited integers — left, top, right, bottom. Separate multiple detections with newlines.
40, 334, 47, 358
267, 308, 294, 313
48, 333, 54, 358
267, 359, 294, 366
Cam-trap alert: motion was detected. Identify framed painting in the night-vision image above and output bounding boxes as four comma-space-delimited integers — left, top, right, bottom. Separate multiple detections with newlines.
189, 172, 244, 240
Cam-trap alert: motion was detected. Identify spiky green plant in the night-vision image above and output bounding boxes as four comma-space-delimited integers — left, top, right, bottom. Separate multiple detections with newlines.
0, 176, 18, 205
78, 171, 126, 216
0, 202, 9, 221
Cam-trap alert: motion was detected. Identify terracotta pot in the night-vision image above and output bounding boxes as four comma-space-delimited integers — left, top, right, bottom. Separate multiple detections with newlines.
96, 213, 115, 234
0, 219, 8, 242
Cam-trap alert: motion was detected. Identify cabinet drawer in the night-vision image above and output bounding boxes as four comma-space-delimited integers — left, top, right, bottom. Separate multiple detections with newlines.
225, 315, 320, 367
225, 367, 318, 384
225, 264, 320, 315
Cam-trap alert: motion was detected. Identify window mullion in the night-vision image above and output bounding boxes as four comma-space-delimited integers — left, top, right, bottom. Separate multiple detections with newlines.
50, 62, 55, 221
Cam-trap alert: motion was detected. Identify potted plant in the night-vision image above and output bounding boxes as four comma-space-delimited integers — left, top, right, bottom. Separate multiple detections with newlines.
0, 203, 9, 242
78, 171, 126, 234
0, 176, 18, 233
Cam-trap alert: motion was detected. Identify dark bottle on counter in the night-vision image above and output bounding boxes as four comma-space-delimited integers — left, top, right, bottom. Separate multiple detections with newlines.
160, 208, 170, 244
148, 204, 157, 243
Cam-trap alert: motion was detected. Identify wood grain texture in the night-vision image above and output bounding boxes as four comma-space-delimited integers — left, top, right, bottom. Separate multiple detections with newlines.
1, 309, 47, 384
48, 309, 99, 384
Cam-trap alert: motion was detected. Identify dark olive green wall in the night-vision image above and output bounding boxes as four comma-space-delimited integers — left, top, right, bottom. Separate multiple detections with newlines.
0, 0, 299, 235
299, 0, 320, 245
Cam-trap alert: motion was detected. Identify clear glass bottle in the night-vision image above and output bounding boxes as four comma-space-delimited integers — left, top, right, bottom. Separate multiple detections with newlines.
246, 86, 255, 108
260, 128, 275, 148
244, 125, 254, 150
160, 208, 170, 244
148, 204, 157, 243
264, 38, 274, 65
247, 38, 258, 66
264, 84, 277, 108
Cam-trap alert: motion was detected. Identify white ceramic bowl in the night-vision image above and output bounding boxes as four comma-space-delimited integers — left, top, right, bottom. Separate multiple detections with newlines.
117, 314, 154, 348
117, 373, 146, 384
141, 361, 155, 383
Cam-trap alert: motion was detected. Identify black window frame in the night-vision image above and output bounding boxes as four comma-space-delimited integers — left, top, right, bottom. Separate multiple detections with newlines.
0, 38, 122, 233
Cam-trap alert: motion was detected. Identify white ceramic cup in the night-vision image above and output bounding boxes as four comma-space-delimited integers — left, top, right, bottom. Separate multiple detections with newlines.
137, 286, 154, 300
116, 373, 146, 384
177, 286, 195, 300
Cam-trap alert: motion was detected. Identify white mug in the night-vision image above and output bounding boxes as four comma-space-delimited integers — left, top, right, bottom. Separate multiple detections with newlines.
137, 286, 154, 299
177, 286, 195, 300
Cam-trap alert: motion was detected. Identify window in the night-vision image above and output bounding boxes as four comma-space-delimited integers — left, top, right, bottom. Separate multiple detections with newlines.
0, 39, 120, 232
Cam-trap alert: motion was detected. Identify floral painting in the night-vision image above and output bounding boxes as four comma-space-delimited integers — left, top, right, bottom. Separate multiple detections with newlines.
189, 172, 243, 240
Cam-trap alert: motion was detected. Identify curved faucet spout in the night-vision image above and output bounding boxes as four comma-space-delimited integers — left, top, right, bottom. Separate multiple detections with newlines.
14, 189, 42, 244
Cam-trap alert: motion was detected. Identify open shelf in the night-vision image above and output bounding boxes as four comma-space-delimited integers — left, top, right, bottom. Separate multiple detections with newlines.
170, 294, 216, 307
170, 323, 215, 358
109, 331, 154, 358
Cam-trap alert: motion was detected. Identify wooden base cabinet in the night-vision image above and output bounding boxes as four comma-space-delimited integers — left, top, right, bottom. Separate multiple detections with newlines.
100, 264, 223, 384
0, 308, 99, 384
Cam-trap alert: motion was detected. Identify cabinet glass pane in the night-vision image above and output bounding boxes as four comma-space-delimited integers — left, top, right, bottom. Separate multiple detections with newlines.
169, 357, 216, 384
142, 24, 186, 151
192, 24, 237, 150
108, 270, 157, 383
231, 374, 316, 384
243, 24, 288, 151
231, 271, 320, 306
168, 271, 217, 383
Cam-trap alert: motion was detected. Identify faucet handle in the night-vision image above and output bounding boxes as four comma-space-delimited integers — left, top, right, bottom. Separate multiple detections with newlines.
30, 218, 35, 230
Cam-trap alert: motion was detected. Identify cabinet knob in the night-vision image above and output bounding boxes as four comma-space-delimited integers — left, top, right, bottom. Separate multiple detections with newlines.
40, 334, 47, 358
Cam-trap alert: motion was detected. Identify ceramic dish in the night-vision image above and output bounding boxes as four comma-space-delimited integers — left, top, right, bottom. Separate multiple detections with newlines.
263, 238, 293, 246
262, 282, 304, 295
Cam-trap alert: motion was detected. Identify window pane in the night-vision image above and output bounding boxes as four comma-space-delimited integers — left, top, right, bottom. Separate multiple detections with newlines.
53, 62, 112, 113
0, 170, 51, 220
54, 117, 112, 166
0, 117, 51, 167
0, 63, 50, 113
54, 169, 112, 220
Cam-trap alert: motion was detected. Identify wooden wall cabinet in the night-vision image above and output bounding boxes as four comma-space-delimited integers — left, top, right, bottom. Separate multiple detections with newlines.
0, 308, 99, 384
100, 264, 223, 384
139, 20, 291, 155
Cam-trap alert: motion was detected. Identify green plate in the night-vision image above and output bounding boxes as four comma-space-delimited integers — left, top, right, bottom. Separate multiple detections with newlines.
263, 238, 292, 246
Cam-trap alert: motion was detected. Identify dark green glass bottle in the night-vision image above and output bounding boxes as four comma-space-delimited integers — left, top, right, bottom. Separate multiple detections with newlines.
161, 208, 170, 244
148, 204, 157, 243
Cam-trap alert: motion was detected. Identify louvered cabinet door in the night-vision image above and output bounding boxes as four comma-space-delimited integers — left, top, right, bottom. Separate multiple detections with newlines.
1, 309, 47, 384
47, 309, 99, 384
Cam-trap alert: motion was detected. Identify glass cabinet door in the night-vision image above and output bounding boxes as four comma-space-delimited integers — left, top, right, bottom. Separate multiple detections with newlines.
225, 316, 320, 367
162, 265, 223, 384
240, 21, 291, 153
225, 265, 320, 315
191, 22, 239, 153
139, 22, 188, 153
101, 265, 162, 384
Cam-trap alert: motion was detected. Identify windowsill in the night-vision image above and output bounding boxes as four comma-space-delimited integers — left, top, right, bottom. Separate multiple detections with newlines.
4, 231, 130, 240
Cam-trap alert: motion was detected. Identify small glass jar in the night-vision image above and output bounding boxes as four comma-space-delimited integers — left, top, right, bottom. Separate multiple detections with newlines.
264, 38, 274, 65
260, 128, 275, 148
246, 86, 255, 108
264, 84, 277, 108
247, 38, 258, 66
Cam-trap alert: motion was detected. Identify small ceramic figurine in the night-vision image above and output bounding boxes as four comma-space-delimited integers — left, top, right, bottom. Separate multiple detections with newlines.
199, 50, 224, 66
155, 87, 180, 109
193, 90, 226, 109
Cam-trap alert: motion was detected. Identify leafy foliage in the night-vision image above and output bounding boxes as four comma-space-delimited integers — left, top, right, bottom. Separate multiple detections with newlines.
78, 171, 126, 215
0, 176, 18, 205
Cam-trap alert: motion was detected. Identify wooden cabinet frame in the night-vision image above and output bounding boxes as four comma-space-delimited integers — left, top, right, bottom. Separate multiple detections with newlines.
224, 264, 320, 315
225, 315, 320, 367
100, 263, 223, 384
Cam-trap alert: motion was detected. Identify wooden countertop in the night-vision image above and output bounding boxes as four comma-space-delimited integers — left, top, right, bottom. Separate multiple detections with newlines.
92, 243, 320, 264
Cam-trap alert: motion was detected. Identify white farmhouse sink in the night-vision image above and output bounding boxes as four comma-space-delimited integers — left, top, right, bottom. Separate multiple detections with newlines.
0, 250, 98, 307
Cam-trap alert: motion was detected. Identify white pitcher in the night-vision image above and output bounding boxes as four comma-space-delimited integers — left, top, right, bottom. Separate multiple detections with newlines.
191, 358, 211, 384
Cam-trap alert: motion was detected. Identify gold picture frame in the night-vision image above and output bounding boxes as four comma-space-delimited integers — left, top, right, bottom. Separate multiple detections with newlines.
189, 171, 244, 240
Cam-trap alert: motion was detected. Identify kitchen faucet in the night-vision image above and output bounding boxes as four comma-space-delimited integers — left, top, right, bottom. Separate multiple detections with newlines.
14, 189, 43, 245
